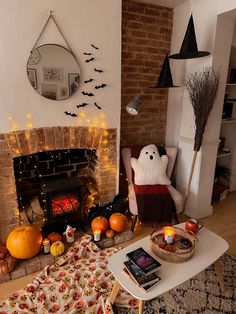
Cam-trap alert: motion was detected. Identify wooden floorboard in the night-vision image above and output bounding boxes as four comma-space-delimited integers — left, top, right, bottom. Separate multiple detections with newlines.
0, 192, 236, 302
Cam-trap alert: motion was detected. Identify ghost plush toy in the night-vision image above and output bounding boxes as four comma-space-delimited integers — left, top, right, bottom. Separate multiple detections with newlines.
131, 144, 171, 185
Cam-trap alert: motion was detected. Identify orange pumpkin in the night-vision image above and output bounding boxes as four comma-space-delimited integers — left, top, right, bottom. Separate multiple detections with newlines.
109, 213, 127, 233
106, 229, 114, 238
6, 224, 43, 259
47, 232, 62, 244
91, 216, 109, 233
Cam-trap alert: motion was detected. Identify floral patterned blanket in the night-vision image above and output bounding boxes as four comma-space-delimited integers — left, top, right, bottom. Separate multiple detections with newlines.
0, 235, 137, 314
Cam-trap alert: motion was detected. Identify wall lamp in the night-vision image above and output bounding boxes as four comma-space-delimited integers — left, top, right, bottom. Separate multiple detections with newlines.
126, 95, 159, 118
126, 95, 142, 115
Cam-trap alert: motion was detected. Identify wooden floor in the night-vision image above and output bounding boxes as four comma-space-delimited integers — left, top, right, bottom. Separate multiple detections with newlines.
0, 192, 236, 303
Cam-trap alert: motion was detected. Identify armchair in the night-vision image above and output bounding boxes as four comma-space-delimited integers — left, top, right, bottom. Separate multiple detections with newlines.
121, 146, 183, 231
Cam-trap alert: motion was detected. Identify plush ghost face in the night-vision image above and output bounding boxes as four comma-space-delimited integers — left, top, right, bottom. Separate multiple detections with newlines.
131, 144, 171, 185
139, 144, 160, 163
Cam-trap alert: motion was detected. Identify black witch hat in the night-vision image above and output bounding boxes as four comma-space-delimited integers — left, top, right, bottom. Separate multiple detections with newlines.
169, 15, 210, 59
150, 54, 178, 88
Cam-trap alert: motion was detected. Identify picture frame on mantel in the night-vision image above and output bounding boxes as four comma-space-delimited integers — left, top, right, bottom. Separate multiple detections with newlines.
27, 68, 37, 89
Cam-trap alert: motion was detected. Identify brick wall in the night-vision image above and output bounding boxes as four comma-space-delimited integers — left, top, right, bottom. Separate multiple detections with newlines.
121, 0, 173, 147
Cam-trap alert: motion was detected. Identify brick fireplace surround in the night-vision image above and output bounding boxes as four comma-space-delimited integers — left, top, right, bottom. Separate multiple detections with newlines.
0, 126, 117, 243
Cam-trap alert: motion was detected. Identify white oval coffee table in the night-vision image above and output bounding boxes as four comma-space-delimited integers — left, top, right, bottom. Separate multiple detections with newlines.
108, 223, 229, 314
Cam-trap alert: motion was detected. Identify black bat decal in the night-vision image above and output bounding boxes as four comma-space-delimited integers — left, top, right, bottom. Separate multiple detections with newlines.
94, 102, 102, 110
91, 44, 99, 50
82, 91, 94, 96
95, 84, 107, 89
85, 57, 94, 63
83, 52, 92, 55
64, 111, 77, 117
94, 68, 103, 73
77, 103, 88, 108
84, 79, 93, 83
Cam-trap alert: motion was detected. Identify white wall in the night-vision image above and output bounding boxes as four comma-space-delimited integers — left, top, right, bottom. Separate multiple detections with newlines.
166, 0, 236, 218
0, 0, 121, 133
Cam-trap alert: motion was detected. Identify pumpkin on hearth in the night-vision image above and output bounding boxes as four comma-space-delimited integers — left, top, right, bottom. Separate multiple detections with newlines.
106, 229, 114, 238
109, 213, 127, 233
50, 241, 65, 257
0, 254, 16, 275
91, 216, 109, 233
6, 224, 43, 259
47, 232, 62, 244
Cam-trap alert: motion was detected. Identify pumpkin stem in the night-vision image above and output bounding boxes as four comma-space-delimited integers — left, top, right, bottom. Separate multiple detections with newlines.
18, 213, 22, 227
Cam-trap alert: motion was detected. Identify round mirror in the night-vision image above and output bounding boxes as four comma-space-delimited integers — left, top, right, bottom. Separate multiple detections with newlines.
27, 44, 80, 100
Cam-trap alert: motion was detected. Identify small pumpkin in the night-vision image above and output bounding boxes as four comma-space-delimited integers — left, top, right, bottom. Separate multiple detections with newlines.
106, 229, 114, 238
91, 216, 109, 233
47, 232, 62, 244
0, 254, 16, 275
6, 224, 43, 259
50, 241, 65, 257
109, 213, 127, 233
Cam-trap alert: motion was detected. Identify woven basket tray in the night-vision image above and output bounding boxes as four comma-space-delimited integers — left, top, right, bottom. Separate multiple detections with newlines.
149, 227, 197, 263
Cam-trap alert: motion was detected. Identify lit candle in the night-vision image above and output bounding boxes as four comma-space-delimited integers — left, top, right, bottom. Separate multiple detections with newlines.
93, 230, 101, 242
43, 238, 50, 254
163, 226, 176, 244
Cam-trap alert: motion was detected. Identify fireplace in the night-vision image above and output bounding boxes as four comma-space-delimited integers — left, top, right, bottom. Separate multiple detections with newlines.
42, 177, 83, 233
0, 126, 118, 242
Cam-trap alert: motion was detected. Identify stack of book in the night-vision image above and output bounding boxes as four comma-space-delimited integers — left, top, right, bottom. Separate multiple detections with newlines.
123, 247, 161, 292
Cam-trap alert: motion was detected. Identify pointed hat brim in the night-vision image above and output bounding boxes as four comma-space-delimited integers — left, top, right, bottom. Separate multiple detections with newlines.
169, 51, 210, 59
150, 84, 179, 88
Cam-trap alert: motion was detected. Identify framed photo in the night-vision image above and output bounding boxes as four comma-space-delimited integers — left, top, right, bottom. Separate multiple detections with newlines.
27, 68, 37, 89
68, 73, 80, 95
43, 67, 63, 81
60, 87, 68, 98
41, 84, 57, 100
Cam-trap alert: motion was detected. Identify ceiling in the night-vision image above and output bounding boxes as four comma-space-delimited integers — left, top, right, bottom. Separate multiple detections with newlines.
135, 0, 189, 8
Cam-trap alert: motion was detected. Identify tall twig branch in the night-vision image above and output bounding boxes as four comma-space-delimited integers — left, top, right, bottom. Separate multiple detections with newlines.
182, 67, 220, 213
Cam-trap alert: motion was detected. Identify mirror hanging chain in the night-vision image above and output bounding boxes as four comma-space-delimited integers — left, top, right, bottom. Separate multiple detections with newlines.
31, 10, 79, 67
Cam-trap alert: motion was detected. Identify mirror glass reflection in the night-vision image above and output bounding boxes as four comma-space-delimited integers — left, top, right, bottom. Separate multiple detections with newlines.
26, 44, 80, 100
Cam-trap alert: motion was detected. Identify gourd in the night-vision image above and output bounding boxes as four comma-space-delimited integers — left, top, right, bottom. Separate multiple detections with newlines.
0, 254, 16, 274
47, 232, 62, 244
109, 213, 127, 233
91, 216, 109, 233
6, 224, 43, 259
50, 241, 65, 257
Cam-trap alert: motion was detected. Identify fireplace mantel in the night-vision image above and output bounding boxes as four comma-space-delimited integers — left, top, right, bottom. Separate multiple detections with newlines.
0, 126, 117, 242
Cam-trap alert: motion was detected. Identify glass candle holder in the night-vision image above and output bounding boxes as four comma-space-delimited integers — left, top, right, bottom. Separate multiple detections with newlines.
43, 238, 50, 254
163, 226, 176, 244
93, 230, 101, 242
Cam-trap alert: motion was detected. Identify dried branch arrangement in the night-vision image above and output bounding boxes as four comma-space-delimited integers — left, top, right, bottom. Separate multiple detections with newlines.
182, 67, 220, 213
186, 67, 220, 151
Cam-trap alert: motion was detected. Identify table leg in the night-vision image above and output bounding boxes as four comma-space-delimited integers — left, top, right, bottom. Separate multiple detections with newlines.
108, 279, 121, 304
138, 299, 144, 314
214, 259, 225, 293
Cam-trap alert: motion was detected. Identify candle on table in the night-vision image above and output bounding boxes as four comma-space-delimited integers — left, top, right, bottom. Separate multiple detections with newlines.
163, 226, 176, 244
